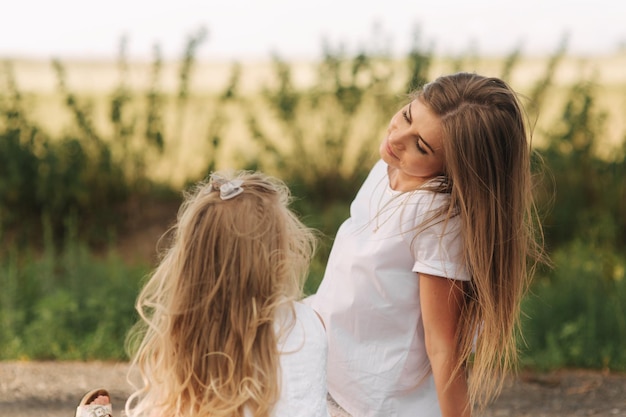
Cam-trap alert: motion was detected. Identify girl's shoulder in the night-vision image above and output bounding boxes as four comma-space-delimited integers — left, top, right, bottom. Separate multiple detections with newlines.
362, 159, 388, 187
275, 301, 326, 336
293, 301, 326, 334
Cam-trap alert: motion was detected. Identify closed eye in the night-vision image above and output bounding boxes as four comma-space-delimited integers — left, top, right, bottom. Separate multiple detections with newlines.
418, 136, 435, 154
416, 140, 427, 154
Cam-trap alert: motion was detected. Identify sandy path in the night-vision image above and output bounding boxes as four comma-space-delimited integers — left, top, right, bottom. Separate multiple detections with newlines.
1, 361, 625, 417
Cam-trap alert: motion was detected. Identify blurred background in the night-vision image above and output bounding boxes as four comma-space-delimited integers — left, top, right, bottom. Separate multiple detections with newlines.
0, 0, 624, 373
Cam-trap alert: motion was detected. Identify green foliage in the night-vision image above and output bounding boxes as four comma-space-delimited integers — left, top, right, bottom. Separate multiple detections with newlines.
520, 53, 626, 371
0, 62, 44, 227
538, 79, 625, 249
0, 37, 185, 246
0, 63, 127, 245
0, 231, 148, 360
521, 240, 626, 370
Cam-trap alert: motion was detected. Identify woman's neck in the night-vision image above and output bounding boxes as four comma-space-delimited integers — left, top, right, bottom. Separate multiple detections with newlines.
387, 166, 429, 192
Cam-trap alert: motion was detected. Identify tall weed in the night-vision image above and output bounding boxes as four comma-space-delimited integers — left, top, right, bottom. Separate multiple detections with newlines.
0, 68, 42, 235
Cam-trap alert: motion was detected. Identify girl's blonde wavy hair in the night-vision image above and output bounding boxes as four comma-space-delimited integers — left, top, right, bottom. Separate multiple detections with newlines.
125, 170, 317, 417
416, 73, 547, 411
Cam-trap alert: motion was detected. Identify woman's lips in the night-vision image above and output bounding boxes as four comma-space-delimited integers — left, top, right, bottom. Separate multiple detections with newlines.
386, 140, 397, 159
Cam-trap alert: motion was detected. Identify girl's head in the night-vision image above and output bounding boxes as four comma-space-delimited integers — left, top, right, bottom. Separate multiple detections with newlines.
126, 170, 316, 417
171, 170, 315, 312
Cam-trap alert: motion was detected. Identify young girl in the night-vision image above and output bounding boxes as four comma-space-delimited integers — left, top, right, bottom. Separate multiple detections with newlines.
120, 171, 330, 417
310, 72, 545, 417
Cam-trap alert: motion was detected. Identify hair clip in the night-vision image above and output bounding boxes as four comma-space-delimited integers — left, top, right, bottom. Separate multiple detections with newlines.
210, 174, 244, 200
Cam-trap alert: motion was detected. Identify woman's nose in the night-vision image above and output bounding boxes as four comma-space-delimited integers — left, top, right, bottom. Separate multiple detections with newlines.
389, 132, 405, 149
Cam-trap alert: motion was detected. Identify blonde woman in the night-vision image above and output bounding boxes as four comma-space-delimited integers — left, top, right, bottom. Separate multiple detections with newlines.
309, 73, 546, 417
120, 171, 329, 417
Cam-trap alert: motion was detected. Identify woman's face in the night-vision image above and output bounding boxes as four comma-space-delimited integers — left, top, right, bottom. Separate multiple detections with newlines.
379, 99, 445, 191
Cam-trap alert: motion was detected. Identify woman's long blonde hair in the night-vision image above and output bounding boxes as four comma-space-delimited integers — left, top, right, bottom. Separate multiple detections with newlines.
125, 170, 316, 417
417, 73, 546, 410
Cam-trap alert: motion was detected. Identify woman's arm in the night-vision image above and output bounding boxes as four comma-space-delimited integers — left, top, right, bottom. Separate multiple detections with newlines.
419, 273, 470, 417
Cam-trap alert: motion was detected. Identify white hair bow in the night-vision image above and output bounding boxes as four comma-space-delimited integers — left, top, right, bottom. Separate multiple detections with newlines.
210, 174, 244, 200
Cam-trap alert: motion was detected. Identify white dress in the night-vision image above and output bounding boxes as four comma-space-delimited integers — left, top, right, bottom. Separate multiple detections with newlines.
270, 302, 330, 417
310, 160, 469, 417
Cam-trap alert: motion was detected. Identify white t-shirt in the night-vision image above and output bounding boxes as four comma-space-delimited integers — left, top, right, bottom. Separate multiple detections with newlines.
310, 160, 469, 417
270, 302, 330, 417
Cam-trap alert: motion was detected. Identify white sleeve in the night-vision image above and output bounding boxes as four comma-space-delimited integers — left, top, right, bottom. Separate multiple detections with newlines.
411, 210, 470, 281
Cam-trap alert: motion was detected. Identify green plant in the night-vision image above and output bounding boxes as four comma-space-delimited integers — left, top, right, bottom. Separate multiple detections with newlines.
0, 228, 148, 360
521, 240, 626, 371
538, 78, 622, 248
0, 62, 45, 232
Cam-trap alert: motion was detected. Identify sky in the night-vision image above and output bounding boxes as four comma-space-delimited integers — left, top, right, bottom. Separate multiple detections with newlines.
1, 0, 624, 61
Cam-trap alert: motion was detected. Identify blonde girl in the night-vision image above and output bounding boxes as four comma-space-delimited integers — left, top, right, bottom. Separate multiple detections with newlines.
124, 171, 329, 417
310, 72, 545, 417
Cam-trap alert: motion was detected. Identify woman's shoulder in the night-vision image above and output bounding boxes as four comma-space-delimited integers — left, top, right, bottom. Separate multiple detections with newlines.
406, 186, 451, 212
363, 159, 389, 183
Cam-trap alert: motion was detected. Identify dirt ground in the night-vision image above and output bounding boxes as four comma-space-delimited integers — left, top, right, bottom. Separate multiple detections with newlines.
0, 361, 624, 417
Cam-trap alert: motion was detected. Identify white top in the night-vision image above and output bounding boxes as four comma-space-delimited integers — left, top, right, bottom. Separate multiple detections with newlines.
270, 302, 330, 417
310, 160, 469, 417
